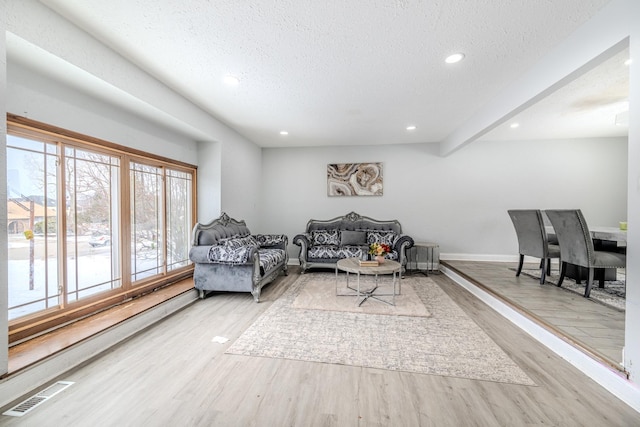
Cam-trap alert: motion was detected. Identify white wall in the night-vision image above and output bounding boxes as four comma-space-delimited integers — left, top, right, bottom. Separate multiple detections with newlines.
192, 124, 263, 226
1, 1, 9, 377
262, 137, 628, 262
219, 132, 263, 228
7, 62, 199, 164
624, 6, 640, 381
196, 140, 222, 222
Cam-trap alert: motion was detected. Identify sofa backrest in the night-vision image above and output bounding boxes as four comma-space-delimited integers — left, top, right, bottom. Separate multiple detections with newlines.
192, 213, 252, 246
305, 211, 402, 234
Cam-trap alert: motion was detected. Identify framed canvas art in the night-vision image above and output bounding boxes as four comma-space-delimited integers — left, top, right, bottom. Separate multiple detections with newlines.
327, 162, 383, 196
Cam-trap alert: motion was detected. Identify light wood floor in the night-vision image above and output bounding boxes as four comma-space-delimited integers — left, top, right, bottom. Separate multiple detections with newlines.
1, 266, 638, 426
443, 260, 626, 369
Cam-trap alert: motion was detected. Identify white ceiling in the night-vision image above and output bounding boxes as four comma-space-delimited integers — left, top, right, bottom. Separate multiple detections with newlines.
33, 0, 627, 148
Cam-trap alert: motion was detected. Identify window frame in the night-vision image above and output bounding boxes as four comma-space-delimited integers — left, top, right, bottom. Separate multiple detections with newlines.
7, 114, 197, 344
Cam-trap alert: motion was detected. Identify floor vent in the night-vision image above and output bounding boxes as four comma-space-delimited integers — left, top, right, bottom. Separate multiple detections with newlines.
3, 381, 74, 417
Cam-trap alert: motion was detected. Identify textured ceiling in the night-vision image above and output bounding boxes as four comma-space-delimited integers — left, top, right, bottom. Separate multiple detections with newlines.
35, 0, 623, 148
481, 47, 629, 141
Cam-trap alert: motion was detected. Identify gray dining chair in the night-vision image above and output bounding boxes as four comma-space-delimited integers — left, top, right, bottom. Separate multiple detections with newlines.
508, 209, 561, 284
545, 209, 626, 298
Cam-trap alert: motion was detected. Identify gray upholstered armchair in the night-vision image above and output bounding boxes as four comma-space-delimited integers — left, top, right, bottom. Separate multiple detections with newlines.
508, 209, 561, 284
545, 209, 626, 298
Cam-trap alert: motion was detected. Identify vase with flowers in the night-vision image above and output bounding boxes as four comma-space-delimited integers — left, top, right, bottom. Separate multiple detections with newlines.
369, 242, 391, 264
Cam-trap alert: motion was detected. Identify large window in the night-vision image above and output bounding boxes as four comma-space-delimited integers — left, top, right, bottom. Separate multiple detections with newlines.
6, 116, 196, 334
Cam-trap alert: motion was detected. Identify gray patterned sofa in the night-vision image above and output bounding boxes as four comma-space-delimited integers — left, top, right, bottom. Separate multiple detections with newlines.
293, 211, 414, 274
188, 213, 288, 302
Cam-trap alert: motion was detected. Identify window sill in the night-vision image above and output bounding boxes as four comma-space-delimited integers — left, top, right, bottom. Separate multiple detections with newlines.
9, 268, 194, 345
5, 278, 196, 377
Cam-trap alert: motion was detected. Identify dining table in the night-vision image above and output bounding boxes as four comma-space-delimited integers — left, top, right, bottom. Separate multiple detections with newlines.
589, 226, 627, 244
545, 225, 626, 282
545, 225, 627, 244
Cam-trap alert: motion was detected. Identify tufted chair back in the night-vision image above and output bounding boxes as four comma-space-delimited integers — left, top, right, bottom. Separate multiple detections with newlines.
508, 209, 561, 284
305, 211, 402, 234
545, 209, 593, 267
508, 209, 550, 259
192, 213, 251, 246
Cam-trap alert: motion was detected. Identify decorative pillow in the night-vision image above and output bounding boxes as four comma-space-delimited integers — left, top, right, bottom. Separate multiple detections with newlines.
311, 229, 340, 245
253, 234, 287, 246
223, 235, 259, 250
340, 230, 367, 246
208, 245, 253, 264
366, 230, 397, 246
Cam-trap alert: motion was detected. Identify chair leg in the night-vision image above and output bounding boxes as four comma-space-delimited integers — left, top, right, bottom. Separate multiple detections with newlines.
516, 254, 524, 277
546, 259, 552, 275
585, 268, 594, 298
597, 268, 605, 288
557, 262, 566, 287
539, 259, 547, 284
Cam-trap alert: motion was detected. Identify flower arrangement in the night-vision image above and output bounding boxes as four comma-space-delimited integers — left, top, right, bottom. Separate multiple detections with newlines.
369, 242, 391, 257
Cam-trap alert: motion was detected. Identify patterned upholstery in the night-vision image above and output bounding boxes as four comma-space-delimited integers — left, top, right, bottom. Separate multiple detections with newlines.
253, 234, 287, 246
258, 248, 286, 273
208, 244, 255, 264
366, 230, 397, 246
308, 245, 398, 261
311, 230, 340, 245
221, 235, 259, 250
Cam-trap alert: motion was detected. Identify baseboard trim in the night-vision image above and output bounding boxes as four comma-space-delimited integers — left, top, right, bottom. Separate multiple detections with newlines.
441, 264, 640, 414
440, 253, 517, 262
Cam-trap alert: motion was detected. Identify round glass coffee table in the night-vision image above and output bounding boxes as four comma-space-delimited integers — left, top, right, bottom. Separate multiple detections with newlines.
335, 257, 401, 306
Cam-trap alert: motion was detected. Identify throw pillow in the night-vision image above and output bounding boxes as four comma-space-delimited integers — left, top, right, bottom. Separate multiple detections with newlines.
366, 230, 397, 246
224, 235, 259, 249
311, 229, 340, 245
253, 234, 287, 246
340, 230, 367, 246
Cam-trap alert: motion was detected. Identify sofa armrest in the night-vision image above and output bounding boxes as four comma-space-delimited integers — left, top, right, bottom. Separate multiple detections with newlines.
394, 235, 414, 267
190, 244, 258, 265
292, 233, 310, 247
394, 235, 414, 253
189, 246, 213, 263
292, 233, 311, 268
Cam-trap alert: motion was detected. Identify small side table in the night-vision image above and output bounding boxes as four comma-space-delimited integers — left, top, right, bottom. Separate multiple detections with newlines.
335, 258, 401, 306
407, 242, 439, 276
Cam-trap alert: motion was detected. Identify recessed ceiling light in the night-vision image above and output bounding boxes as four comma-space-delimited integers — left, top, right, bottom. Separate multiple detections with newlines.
510, 123, 520, 129
406, 125, 416, 131
280, 131, 289, 135
624, 58, 632, 66
223, 74, 240, 85
445, 53, 465, 64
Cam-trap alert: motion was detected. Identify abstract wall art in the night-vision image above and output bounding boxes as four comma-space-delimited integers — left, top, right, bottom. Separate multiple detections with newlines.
327, 162, 383, 196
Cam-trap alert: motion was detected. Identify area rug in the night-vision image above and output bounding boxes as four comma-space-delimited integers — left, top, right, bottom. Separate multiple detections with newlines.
516, 268, 626, 311
291, 275, 430, 317
225, 272, 536, 386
